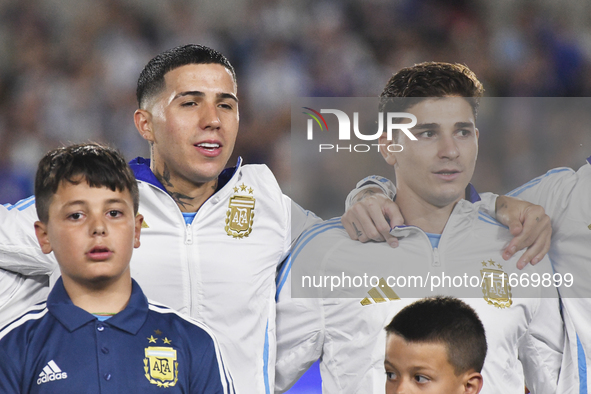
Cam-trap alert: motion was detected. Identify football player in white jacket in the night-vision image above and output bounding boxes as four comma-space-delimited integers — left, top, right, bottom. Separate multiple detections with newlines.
275, 62, 572, 393
0, 47, 555, 393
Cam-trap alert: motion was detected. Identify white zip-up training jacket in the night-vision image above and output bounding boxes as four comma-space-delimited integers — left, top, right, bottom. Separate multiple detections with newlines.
0, 157, 322, 394
276, 186, 569, 394
507, 156, 591, 394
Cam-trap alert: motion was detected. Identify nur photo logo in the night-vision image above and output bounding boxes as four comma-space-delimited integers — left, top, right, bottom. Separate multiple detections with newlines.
302, 106, 417, 153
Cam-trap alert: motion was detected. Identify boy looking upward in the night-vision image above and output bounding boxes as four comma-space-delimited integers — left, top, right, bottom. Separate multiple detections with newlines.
0, 143, 233, 393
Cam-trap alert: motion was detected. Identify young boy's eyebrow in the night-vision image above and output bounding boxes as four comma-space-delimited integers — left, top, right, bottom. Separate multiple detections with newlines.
104, 198, 129, 205
61, 200, 88, 209
384, 359, 395, 368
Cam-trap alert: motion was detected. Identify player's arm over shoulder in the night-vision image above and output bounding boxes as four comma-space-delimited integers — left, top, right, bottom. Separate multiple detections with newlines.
0, 200, 57, 276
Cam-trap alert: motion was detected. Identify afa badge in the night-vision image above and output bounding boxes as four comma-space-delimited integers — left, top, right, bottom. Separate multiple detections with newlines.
225, 183, 255, 238
144, 330, 178, 388
480, 259, 512, 309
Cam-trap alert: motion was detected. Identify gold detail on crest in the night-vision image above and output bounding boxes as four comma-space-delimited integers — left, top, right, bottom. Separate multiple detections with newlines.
480, 260, 512, 309
361, 278, 400, 306
144, 347, 178, 388
138, 213, 149, 228
225, 186, 255, 238
588, 223, 591, 230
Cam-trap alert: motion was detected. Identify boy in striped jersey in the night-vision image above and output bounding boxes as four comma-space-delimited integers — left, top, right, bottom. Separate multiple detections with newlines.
0, 143, 233, 393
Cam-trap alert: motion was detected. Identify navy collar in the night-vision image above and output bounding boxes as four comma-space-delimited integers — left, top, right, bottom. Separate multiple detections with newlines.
465, 183, 481, 203
129, 157, 242, 193
587, 155, 590, 165
48, 277, 149, 335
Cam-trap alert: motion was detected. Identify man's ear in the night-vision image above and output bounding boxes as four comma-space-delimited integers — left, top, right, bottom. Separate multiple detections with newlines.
134, 109, 154, 143
463, 371, 483, 394
378, 133, 398, 166
34, 221, 53, 254
133, 214, 143, 249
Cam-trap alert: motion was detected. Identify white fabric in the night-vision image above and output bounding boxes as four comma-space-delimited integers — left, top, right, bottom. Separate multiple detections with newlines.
508, 161, 591, 394
276, 198, 569, 394
0, 269, 49, 329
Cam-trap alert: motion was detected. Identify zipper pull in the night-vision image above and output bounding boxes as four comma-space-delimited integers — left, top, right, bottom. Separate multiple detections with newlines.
432, 247, 441, 267
185, 223, 193, 245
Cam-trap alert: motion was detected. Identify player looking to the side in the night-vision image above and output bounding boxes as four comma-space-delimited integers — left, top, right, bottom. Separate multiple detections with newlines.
384, 296, 487, 394
275, 62, 571, 393
0, 143, 233, 393
0, 45, 556, 393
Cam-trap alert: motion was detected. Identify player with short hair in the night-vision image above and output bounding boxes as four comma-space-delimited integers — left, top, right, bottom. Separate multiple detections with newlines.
0, 143, 233, 393
275, 62, 570, 393
384, 296, 487, 394
0, 46, 555, 393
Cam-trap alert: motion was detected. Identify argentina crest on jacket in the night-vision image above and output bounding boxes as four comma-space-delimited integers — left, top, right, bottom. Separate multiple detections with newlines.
144, 335, 178, 388
480, 259, 512, 309
225, 182, 255, 238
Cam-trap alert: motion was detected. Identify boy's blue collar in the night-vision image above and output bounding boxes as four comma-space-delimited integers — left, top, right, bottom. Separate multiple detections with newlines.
47, 277, 148, 335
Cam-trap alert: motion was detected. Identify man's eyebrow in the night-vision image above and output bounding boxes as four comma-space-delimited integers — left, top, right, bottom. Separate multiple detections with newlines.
173, 91, 238, 103
174, 91, 205, 100
412, 121, 475, 129
413, 122, 440, 130
218, 92, 238, 103
384, 359, 395, 368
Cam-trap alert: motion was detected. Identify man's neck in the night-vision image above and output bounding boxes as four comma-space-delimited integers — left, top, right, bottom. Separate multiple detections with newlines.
396, 191, 460, 234
62, 275, 132, 315
151, 161, 218, 213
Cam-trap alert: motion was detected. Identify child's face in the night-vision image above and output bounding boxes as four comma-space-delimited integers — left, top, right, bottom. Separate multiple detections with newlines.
385, 334, 481, 394
35, 179, 142, 287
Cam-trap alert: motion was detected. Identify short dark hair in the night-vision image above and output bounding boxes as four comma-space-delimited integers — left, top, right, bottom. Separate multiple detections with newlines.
35, 143, 139, 223
379, 62, 484, 115
385, 296, 487, 375
136, 44, 236, 108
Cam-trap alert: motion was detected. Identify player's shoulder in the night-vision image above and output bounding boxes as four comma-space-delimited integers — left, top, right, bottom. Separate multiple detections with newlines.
508, 166, 576, 198
0, 301, 49, 343
145, 300, 215, 343
239, 163, 280, 187
292, 218, 350, 258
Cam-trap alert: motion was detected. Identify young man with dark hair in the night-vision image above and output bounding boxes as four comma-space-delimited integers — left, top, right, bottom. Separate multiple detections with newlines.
343, 63, 551, 270
275, 62, 570, 393
348, 61, 591, 391
0, 143, 233, 393
384, 297, 486, 394
0, 46, 552, 393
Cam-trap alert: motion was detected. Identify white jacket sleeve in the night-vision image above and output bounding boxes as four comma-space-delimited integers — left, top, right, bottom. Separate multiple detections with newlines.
0, 199, 57, 276
518, 296, 566, 394
275, 266, 324, 393
289, 199, 323, 248
344, 175, 397, 211
506, 167, 577, 226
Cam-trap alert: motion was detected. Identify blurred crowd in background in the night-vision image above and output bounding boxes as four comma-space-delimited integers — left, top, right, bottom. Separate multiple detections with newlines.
1, 0, 591, 218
